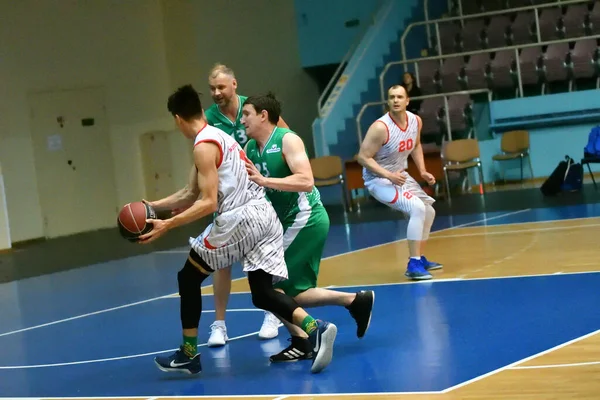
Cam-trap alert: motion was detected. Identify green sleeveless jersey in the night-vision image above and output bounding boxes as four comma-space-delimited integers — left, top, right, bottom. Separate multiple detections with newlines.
205, 94, 249, 146
245, 127, 323, 222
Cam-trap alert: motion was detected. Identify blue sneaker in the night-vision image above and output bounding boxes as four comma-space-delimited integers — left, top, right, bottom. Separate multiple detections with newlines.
405, 258, 432, 280
154, 347, 202, 375
307, 319, 337, 374
421, 255, 443, 271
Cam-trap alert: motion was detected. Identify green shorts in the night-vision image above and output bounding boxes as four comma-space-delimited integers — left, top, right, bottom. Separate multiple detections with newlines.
274, 205, 330, 297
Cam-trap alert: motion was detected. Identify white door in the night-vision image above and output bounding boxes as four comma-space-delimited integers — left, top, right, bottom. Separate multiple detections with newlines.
139, 130, 175, 200
28, 87, 118, 238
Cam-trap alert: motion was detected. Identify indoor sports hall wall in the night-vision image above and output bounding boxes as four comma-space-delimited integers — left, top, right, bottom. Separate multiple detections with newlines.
0, 0, 319, 243
470, 89, 600, 184
293, 0, 384, 68
0, 0, 173, 242
477, 122, 600, 183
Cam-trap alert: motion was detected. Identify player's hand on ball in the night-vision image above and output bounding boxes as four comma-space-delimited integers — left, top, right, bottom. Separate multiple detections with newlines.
388, 170, 407, 186
245, 160, 266, 186
138, 219, 168, 244
421, 171, 436, 185
141, 198, 154, 207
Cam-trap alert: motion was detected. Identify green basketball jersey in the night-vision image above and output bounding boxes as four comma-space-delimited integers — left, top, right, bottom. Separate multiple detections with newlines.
205, 94, 249, 146
245, 127, 323, 222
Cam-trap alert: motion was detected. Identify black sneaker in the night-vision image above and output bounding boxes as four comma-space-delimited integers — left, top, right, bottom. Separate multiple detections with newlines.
269, 336, 314, 363
346, 290, 375, 338
154, 346, 202, 375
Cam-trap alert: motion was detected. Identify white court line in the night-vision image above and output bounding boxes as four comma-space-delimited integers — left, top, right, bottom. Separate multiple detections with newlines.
0, 308, 264, 369
454, 214, 600, 230
510, 360, 600, 369
258, 391, 442, 398
12, 209, 596, 373
324, 208, 532, 260
431, 223, 600, 239
324, 270, 600, 290
0, 294, 172, 338
0, 209, 530, 338
154, 209, 532, 258
458, 228, 539, 278
441, 328, 600, 393
0, 391, 444, 399
0, 276, 246, 338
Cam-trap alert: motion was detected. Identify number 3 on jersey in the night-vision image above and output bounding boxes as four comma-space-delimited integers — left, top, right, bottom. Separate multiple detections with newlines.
236, 128, 248, 145
398, 138, 414, 152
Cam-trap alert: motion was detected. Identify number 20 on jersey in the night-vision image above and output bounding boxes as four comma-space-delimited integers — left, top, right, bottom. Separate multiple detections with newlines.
399, 139, 414, 152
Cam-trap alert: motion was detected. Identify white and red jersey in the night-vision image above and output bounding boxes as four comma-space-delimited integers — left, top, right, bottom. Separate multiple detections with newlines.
362, 111, 421, 183
193, 124, 265, 214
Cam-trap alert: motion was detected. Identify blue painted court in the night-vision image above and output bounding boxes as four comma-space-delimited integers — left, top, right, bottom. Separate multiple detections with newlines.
1, 204, 600, 398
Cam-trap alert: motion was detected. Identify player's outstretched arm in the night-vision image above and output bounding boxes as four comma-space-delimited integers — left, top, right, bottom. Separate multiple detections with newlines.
147, 165, 200, 211
167, 142, 219, 228
357, 121, 392, 180
245, 133, 314, 192
138, 143, 219, 244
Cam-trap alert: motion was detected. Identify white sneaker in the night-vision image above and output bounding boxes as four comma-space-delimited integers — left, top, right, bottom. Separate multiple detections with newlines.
207, 321, 228, 347
258, 311, 280, 340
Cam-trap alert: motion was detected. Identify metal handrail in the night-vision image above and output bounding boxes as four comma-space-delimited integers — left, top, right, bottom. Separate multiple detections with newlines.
316, 0, 386, 116
400, 0, 591, 62
424, 0, 432, 49
355, 88, 492, 145
382, 32, 600, 102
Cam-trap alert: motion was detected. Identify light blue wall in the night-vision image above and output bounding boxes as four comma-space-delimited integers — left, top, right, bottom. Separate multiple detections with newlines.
294, 0, 384, 68
475, 123, 600, 185
490, 90, 600, 124
466, 90, 600, 186
313, 0, 420, 157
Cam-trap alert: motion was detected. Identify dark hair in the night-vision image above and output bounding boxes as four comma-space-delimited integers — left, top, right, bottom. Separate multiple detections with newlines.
167, 84, 203, 120
243, 92, 281, 124
388, 84, 409, 98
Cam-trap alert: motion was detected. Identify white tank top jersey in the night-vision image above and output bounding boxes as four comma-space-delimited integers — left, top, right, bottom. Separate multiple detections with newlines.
362, 111, 421, 183
193, 124, 265, 214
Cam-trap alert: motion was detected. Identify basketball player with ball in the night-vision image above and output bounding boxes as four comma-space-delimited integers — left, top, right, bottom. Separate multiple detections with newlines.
357, 84, 443, 281
118, 84, 337, 376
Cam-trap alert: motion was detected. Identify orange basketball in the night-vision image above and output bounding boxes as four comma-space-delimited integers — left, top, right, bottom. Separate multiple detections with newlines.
117, 201, 156, 242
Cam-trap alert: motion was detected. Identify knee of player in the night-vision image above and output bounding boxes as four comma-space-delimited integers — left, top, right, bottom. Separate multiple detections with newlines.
426, 204, 436, 218
409, 200, 426, 218
251, 290, 270, 310
178, 254, 210, 292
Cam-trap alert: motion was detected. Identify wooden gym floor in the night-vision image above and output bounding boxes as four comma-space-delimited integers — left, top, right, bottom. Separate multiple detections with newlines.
1, 204, 600, 399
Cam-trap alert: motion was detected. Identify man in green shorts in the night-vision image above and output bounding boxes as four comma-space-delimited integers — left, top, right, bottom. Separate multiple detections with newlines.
204, 64, 291, 346
240, 92, 375, 362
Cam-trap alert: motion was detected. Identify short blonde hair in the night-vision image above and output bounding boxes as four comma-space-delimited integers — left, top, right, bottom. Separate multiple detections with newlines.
209, 63, 235, 79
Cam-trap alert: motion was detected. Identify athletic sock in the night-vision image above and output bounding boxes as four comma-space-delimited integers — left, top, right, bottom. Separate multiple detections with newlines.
301, 315, 318, 335
182, 335, 197, 357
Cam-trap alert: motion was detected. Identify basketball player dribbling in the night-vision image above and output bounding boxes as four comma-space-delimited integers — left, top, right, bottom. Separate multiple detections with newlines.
357, 85, 443, 281
139, 84, 337, 375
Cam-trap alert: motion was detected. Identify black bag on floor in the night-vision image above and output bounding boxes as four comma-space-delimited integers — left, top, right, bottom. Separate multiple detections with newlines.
561, 157, 583, 192
540, 156, 572, 196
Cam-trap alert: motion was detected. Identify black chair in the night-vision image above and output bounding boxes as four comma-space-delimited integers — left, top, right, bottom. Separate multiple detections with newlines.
581, 154, 600, 190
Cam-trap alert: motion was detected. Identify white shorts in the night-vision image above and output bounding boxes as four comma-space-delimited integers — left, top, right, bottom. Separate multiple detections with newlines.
365, 174, 435, 215
189, 201, 287, 283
